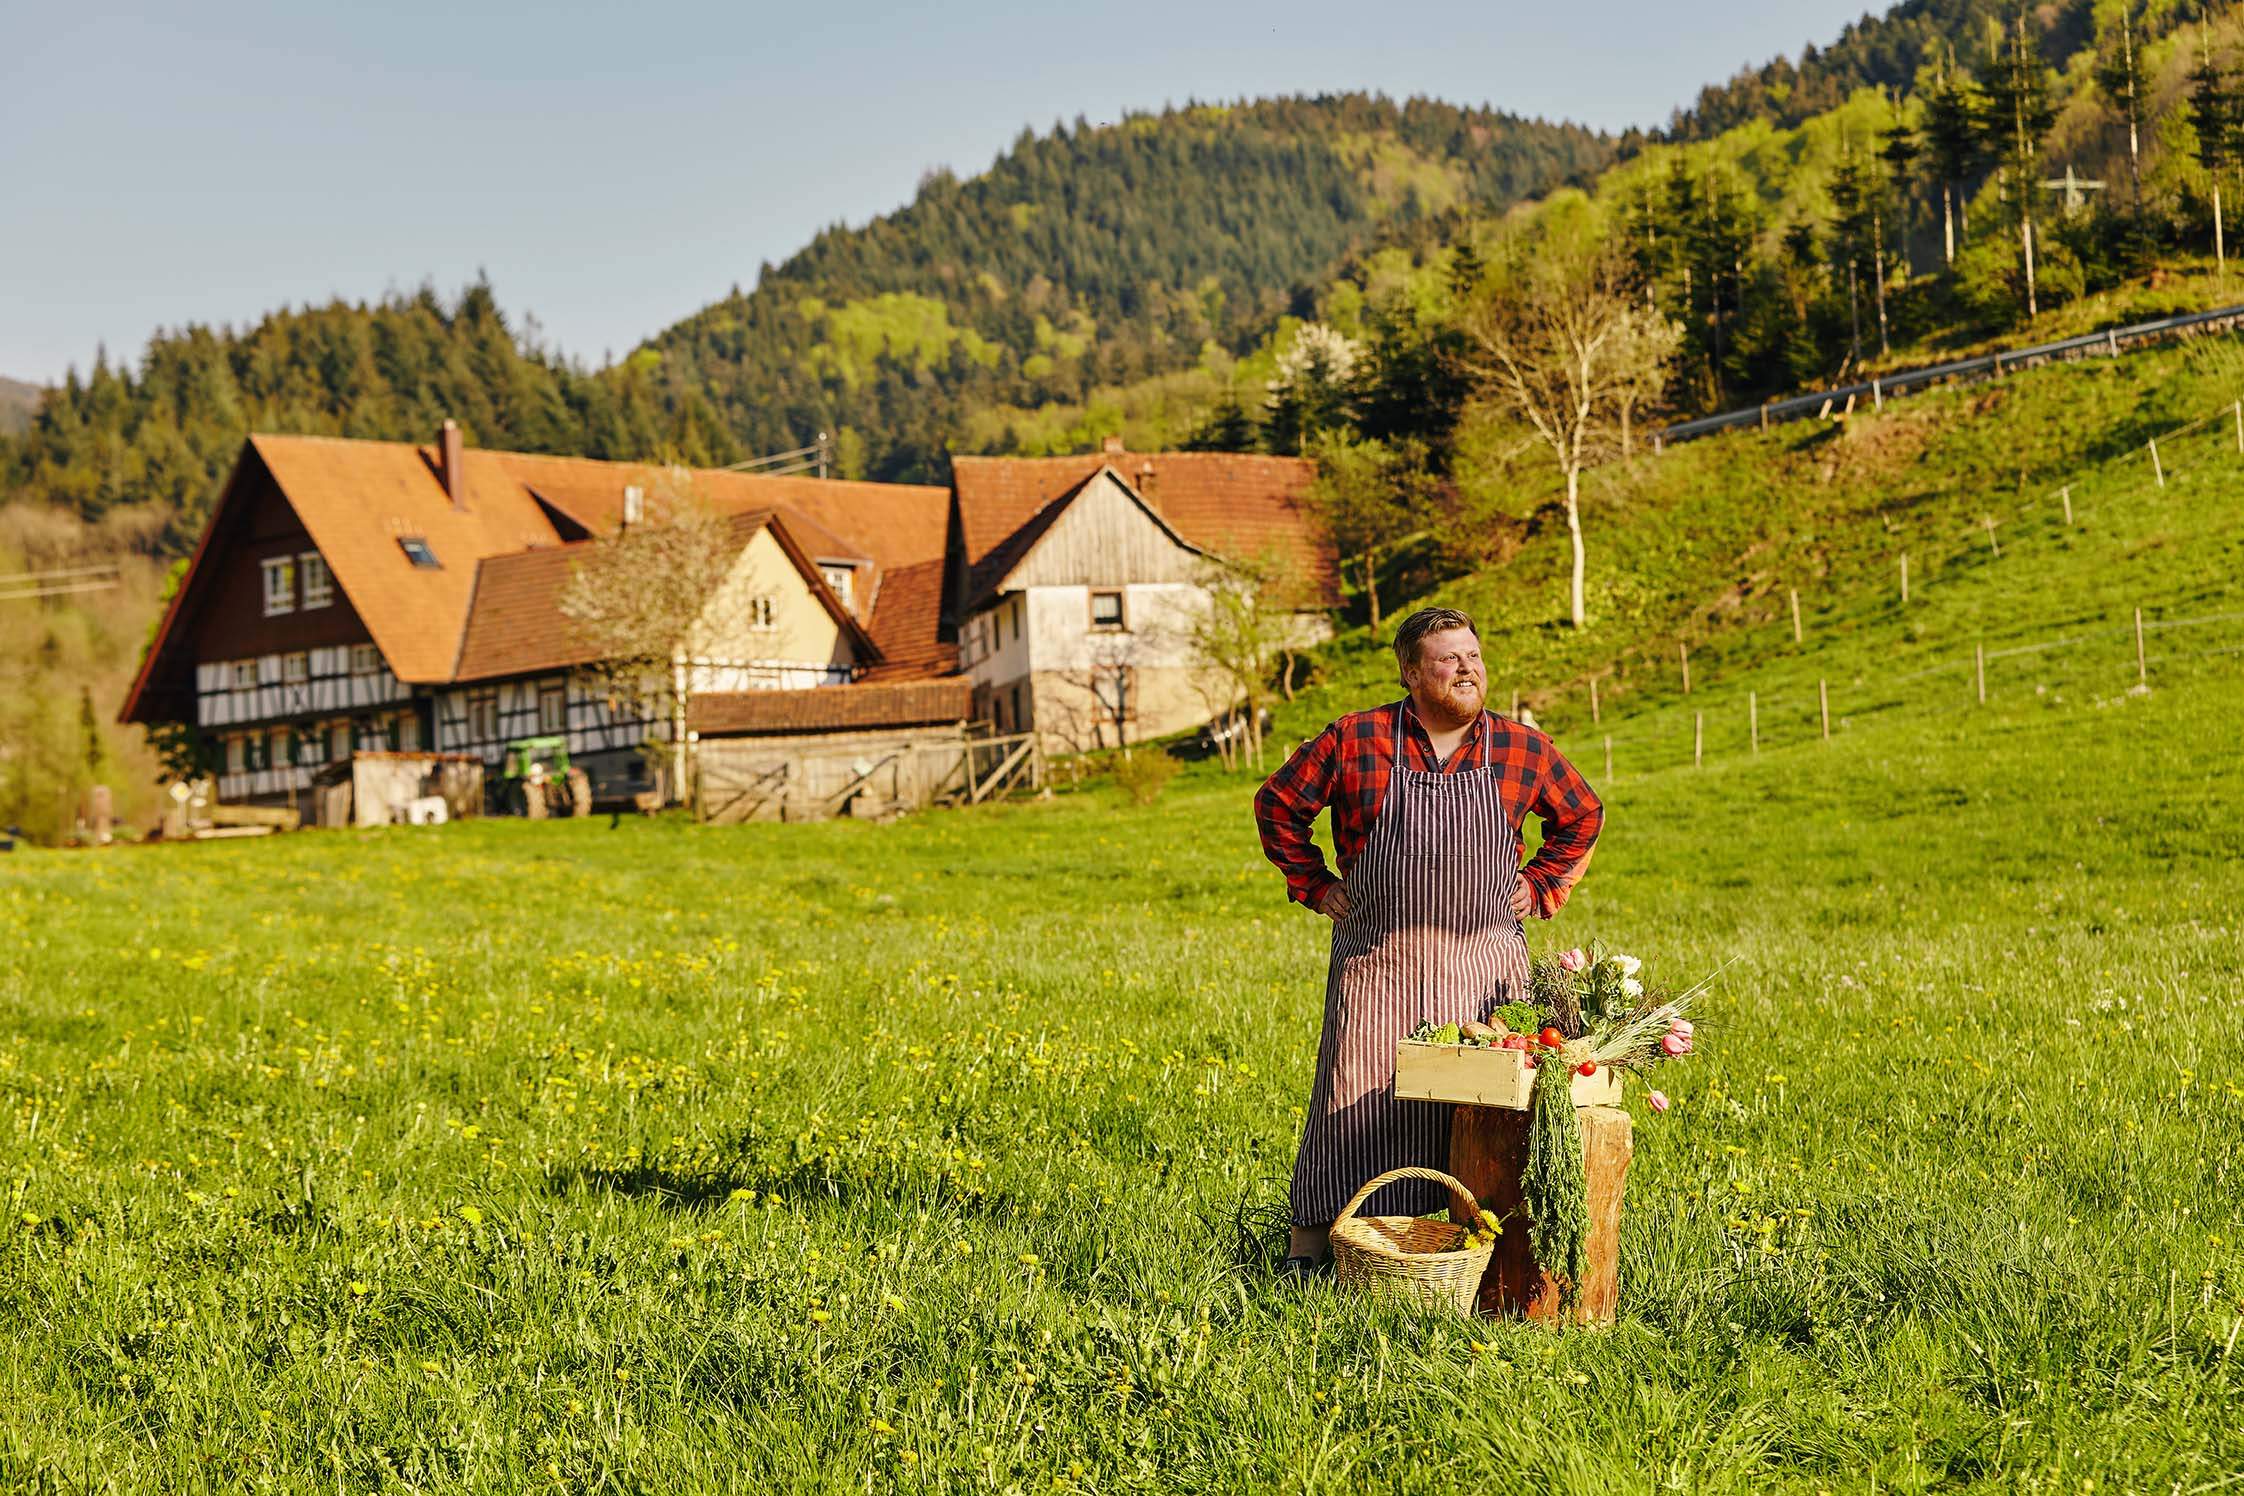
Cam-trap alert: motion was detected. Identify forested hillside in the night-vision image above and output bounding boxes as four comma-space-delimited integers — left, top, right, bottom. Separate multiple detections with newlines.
1658, 0, 2092, 142
642, 95, 1610, 481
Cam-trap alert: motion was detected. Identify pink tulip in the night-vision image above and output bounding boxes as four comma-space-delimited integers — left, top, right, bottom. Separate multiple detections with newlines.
1646, 1090, 1671, 1113
1660, 1032, 1690, 1057
1558, 949, 1589, 972
1669, 1019, 1695, 1039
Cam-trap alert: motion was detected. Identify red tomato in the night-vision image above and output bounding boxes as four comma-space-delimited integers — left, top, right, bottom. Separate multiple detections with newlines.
1522, 1055, 1537, 1069
1538, 1027, 1564, 1050
1576, 1061, 1596, 1077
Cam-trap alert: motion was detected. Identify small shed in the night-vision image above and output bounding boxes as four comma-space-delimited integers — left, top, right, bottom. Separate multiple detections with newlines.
691, 679, 984, 823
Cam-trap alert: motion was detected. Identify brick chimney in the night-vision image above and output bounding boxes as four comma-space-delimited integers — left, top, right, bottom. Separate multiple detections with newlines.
439, 419, 465, 507
1136, 458, 1158, 500
1101, 434, 1125, 456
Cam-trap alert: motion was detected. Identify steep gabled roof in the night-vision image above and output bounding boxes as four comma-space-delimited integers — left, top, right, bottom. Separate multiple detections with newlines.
949, 449, 1338, 609
450, 511, 880, 685
251, 434, 567, 683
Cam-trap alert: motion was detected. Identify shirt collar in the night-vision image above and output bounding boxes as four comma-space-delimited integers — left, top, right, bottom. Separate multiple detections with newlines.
1397, 697, 1486, 756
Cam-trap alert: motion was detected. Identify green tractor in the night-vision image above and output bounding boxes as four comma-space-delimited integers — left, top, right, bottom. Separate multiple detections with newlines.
502, 736, 591, 819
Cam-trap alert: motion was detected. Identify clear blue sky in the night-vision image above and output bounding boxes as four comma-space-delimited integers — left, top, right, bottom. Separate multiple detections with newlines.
0, 0, 1878, 385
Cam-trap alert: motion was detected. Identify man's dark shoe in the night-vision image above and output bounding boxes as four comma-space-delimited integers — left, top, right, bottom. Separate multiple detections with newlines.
1277, 1255, 1331, 1282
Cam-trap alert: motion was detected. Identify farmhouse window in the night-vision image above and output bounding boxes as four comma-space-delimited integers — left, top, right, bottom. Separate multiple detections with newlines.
1089, 590, 1125, 631
1011, 684, 1025, 729
349, 644, 381, 676
261, 556, 296, 615
330, 721, 351, 760
232, 660, 258, 690
748, 595, 777, 630
282, 651, 309, 683
224, 735, 245, 774
538, 686, 567, 734
300, 552, 334, 609
398, 713, 422, 752
271, 727, 293, 766
819, 565, 854, 608
467, 692, 499, 742
398, 536, 441, 569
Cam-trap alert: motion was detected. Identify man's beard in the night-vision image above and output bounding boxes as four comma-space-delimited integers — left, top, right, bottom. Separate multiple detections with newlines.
1423, 676, 1483, 726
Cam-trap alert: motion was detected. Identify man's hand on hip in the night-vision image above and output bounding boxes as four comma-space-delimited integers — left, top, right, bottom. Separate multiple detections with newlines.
1317, 884, 1352, 921
1510, 880, 1539, 920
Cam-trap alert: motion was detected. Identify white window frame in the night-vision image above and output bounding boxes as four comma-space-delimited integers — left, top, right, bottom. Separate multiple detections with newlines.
349, 644, 381, 676
467, 691, 499, 742
232, 660, 258, 690
224, 734, 246, 773
330, 721, 352, 760
1089, 589, 1126, 632
282, 651, 309, 683
819, 565, 854, 608
537, 686, 567, 735
261, 557, 295, 616
300, 552, 334, 609
397, 713, 422, 752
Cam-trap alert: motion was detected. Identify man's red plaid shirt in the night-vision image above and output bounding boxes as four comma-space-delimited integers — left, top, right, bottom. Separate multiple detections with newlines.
1254, 699, 1603, 915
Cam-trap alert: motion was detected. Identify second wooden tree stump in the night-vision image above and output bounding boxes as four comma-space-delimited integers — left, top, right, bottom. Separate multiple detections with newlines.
1448, 1103, 1632, 1324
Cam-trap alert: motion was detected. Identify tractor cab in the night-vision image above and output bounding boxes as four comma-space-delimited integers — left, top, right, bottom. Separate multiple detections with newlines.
501, 735, 590, 818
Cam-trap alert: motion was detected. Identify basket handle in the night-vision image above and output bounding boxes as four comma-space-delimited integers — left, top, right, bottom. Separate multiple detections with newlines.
1332, 1166, 1484, 1231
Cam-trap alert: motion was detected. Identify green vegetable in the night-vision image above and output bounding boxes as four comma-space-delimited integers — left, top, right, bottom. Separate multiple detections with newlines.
1492, 1001, 1541, 1034
1522, 1055, 1588, 1305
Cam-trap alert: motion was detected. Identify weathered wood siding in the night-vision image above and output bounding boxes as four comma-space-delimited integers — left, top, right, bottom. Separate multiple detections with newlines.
998, 472, 1201, 589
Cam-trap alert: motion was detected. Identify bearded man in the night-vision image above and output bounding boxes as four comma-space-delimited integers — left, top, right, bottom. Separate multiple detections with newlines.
1253, 606, 1604, 1275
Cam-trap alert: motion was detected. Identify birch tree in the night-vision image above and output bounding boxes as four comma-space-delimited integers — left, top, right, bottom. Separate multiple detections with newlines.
1458, 210, 1680, 631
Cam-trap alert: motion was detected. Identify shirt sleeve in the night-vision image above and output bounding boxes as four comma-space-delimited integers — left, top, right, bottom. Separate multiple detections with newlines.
1520, 732, 1603, 916
1254, 722, 1344, 910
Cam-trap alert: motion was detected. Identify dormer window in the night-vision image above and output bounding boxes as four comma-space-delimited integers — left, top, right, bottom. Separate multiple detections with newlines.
819, 564, 854, 608
398, 537, 441, 569
261, 557, 296, 615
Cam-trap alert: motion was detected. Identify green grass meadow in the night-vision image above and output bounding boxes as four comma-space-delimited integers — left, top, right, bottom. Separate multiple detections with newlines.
7, 351, 2244, 1491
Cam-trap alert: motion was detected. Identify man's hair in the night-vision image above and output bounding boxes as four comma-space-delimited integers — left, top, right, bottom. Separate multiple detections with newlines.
1392, 606, 1478, 673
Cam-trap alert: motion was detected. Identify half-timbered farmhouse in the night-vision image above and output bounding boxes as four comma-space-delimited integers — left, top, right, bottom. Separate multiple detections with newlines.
122, 424, 1333, 822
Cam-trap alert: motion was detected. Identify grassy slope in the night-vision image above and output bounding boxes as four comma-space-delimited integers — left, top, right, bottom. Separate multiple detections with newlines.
2, 357, 2242, 1488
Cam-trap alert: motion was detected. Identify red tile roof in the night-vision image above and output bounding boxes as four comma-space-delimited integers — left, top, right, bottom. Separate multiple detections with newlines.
689, 678, 972, 736
948, 450, 1337, 609
857, 557, 957, 681
451, 511, 879, 684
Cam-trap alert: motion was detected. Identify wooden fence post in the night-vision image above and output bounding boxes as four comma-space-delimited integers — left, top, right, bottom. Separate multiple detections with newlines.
1694, 711, 1703, 769
1872, 375, 1883, 411
1983, 516, 2001, 558
1589, 676, 1600, 725
1679, 642, 1690, 695
2061, 484, 2074, 526
2149, 437, 2165, 488
2234, 398, 2242, 454
1900, 553, 1909, 604
1749, 691, 1759, 754
1790, 588, 1803, 644
1975, 642, 1987, 704
1511, 688, 1521, 721
1819, 679, 1830, 741
2135, 606, 2148, 687
1603, 734, 1613, 782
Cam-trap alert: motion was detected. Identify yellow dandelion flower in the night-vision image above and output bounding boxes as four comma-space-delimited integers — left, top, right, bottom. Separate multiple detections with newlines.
869, 1417, 895, 1434
348, 1281, 370, 1298
898, 1451, 917, 1466
614, 1367, 630, 1383
883, 1294, 906, 1311
459, 1205, 484, 1226
729, 1188, 756, 1203
953, 1241, 973, 1255
1017, 1252, 1041, 1267
810, 1309, 831, 1324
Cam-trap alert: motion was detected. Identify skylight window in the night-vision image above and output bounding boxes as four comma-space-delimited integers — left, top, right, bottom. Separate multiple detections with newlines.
398, 537, 441, 569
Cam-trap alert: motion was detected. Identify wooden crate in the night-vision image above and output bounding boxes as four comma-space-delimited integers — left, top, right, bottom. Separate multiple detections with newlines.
1393, 1041, 1621, 1110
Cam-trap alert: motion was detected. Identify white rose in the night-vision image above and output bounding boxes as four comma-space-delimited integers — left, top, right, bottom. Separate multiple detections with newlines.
1622, 977, 1644, 999
1614, 954, 1642, 978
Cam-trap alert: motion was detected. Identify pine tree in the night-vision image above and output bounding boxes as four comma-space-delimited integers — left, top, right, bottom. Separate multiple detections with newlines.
2191, 22, 2240, 277
1921, 51, 1984, 266
1979, 15, 2058, 317
2096, 1, 2151, 203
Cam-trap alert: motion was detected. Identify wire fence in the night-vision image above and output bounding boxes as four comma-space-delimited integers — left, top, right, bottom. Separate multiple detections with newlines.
1531, 392, 2244, 780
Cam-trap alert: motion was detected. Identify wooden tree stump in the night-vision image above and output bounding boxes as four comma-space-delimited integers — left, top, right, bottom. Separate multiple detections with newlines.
1448, 1103, 1632, 1324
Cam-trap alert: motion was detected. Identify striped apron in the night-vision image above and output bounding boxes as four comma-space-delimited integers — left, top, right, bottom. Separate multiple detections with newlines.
1289, 710, 1531, 1226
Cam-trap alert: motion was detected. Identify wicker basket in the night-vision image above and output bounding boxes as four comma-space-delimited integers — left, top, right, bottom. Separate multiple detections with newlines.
1328, 1166, 1497, 1314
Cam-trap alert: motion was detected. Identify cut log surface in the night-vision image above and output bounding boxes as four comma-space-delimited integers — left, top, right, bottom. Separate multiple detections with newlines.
1448, 1103, 1632, 1324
